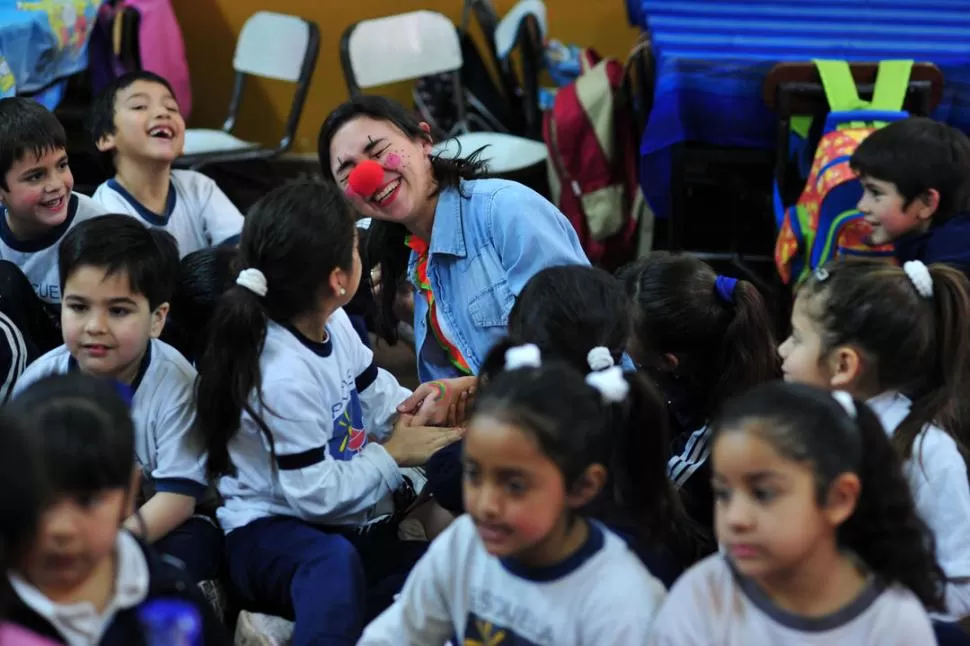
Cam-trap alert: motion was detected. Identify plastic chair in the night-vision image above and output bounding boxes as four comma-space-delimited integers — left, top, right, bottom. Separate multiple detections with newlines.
175, 11, 320, 171
491, 0, 547, 140
339, 10, 547, 179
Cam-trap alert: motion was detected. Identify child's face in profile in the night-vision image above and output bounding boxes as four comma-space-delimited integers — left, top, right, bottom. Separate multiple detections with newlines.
61, 266, 168, 385
778, 295, 832, 389
712, 427, 831, 582
462, 415, 572, 566
98, 79, 185, 164
857, 175, 932, 245
0, 147, 73, 238
20, 485, 132, 599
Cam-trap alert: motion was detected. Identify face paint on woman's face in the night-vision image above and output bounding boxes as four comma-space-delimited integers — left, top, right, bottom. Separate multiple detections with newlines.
329, 117, 434, 224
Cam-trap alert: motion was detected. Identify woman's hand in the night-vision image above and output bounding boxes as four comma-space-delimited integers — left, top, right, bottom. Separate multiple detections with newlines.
398, 377, 477, 426
382, 415, 462, 467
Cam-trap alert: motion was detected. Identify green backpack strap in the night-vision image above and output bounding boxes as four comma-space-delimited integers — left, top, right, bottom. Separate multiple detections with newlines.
814, 60, 867, 112
814, 59, 914, 128
870, 59, 914, 111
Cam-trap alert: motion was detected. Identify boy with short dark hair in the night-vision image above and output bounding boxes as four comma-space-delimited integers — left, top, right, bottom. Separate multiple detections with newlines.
851, 116, 970, 277
14, 214, 222, 583
89, 71, 243, 257
0, 97, 107, 352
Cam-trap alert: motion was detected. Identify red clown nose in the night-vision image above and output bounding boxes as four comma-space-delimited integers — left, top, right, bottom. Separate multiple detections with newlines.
347, 159, 384, 197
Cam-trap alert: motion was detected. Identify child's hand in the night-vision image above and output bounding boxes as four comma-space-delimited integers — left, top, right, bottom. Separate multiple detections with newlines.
383, 415, 462, 467
398, 377, 477, 426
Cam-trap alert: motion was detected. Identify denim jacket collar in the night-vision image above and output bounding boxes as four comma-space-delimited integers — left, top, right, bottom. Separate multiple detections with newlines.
427, 183, 467, 259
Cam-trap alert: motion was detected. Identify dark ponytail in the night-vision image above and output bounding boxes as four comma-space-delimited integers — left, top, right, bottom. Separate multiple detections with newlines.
318, 96, 489, 342
195, 286, 270, 478
194, 180, 358, 479
896, 265, 970, 464
714, 382, 946, 611
844, 396, 946, 611
621, 252, 779, 424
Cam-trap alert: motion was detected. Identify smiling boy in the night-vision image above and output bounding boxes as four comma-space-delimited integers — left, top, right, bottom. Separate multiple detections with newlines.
14, 214, 222, 584
851, 117, 970, 278
89, 71, 243, 257
0, 98, 107, 352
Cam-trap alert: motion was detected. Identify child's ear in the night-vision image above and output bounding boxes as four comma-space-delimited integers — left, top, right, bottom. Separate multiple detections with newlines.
150, 302, 170, 338
95, 134, 116, 153
826, 345, 862, 390
823, 472, 861, 527
566, 464, 607, 509
915, 189, 940, 221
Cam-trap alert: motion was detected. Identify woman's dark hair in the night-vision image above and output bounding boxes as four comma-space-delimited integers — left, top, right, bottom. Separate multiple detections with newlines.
475, 341, 702, 562
194, 179, 358, 478
712, 381, 946, 611
481, 265, 630, 375
0, 411, 43, 609
799, 259, 970, 464
620, 252, 780, 424
7, 373, 135, 497
163, 246, 237, 364
318, 95, 489, 342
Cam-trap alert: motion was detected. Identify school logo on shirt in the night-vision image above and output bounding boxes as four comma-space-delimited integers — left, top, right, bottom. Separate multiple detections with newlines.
463, 615, 538, 646
329, 390, 367, 460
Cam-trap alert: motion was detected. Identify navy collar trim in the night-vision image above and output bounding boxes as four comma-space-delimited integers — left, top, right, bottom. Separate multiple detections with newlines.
499, 519, 605, 582
281, 321, 333, 357
107, 178, 177, 226
68, 341, 153, 399
0, 194, 79, 252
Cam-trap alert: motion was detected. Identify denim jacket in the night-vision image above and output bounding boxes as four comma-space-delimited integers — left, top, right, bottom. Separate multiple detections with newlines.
409, 179, 589, 381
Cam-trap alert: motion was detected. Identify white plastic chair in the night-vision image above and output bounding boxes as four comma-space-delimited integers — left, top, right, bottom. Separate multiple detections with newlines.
176, 11, 320, 170
339, 10, 547, 176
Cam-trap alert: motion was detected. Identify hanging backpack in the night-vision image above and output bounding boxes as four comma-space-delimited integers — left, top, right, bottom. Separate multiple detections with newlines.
774, 59, 914, 285
543, 47, 651, 271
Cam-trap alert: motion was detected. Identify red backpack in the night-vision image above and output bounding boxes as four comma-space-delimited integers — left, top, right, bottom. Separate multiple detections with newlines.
543, 48, 650, 271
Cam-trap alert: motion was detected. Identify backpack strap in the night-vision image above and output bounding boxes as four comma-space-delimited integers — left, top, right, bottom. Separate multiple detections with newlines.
870, 59, 914, 111
814, 60, 867, 112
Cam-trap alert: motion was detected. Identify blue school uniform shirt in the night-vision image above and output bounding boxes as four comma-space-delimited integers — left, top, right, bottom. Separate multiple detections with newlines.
409, 179, 589, 382
360, 516, 666, 645
217, 309, 412, 534
895, 213, 970, 280
14, 339, 208, 501
92, 169, 243, 257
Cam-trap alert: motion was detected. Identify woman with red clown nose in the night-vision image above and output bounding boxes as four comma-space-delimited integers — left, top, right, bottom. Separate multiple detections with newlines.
320, 96, 589, 408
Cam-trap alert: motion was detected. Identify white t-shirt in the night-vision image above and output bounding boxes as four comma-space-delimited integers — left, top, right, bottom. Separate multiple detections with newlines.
9, 531, 149, 646
648, 554, 935, 645
360, 515, 666, 645
0, 193, 107, 303
868, 390, 970, 619
16, 339, 208, 500
217, 309, 412, 534
92, 169, 243, 257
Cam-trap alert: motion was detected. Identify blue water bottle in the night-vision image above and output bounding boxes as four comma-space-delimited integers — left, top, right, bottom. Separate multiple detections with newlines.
137, 598, 203, 646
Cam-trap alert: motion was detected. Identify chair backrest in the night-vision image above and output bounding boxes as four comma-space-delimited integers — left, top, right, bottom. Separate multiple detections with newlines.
223, 11, 320, 151
764, 61, 944, 117
341, 11, 463, 93
494, 0, 547, 60
234, 11, 313, 82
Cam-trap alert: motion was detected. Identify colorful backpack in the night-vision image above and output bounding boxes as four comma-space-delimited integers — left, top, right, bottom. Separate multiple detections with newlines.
774, 60, 914, 285
543, 48, 651, 271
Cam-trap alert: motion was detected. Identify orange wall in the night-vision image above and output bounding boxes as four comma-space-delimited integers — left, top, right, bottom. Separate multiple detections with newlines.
170, 1, 640, 155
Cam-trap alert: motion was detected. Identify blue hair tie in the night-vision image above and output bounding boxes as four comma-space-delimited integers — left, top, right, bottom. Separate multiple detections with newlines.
714, 275, 738, 304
